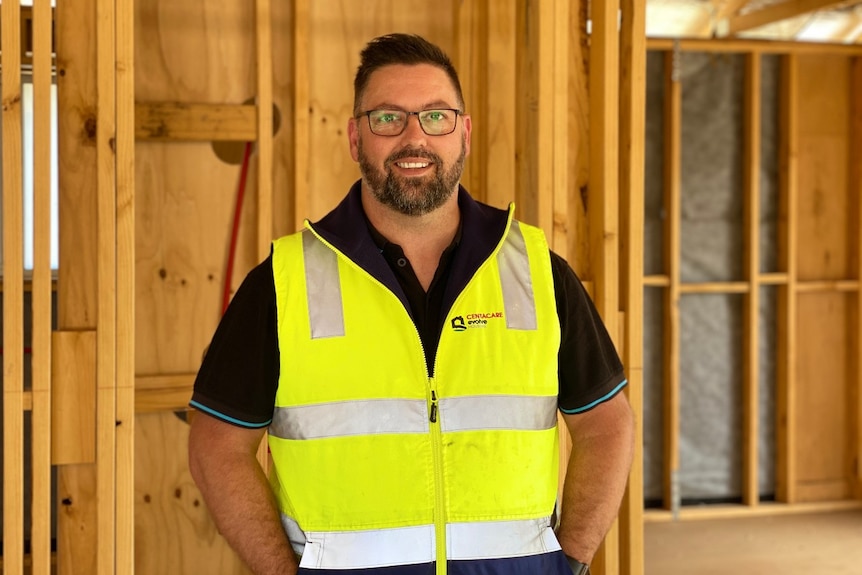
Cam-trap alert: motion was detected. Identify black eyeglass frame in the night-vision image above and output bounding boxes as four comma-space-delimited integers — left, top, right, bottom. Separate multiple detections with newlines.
356, 108, 463, 137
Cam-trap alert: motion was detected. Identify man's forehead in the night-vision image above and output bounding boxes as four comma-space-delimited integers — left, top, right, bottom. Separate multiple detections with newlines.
361, 64, 459, 107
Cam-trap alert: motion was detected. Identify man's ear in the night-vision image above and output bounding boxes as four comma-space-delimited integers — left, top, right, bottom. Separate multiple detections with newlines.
348, 117, 360, 162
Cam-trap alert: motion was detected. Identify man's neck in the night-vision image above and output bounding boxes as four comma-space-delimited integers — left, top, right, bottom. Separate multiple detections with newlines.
361, 188, 460, 290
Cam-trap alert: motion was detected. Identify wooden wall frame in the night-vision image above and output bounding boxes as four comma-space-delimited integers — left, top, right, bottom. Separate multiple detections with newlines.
644, 39, 862, 521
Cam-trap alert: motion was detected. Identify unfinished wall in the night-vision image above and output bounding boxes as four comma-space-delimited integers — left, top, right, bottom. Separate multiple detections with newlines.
643, 45, 862, 512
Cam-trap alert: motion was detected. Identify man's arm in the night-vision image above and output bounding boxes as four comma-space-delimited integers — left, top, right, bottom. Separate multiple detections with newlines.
188, 412, 298, 575
555, 392, 635, 564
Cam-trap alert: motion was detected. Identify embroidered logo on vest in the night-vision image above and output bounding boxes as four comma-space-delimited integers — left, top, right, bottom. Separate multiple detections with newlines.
451, 311, 504, 331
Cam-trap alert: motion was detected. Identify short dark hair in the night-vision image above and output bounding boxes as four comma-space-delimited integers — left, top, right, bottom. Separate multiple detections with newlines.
353, 33, 465, 115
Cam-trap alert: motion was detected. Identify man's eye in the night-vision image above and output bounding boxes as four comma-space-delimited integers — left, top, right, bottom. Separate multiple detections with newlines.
376, 113, 400, 123
425, 111, 445, 121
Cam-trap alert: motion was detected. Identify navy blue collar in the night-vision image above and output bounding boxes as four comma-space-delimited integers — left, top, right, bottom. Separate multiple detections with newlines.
308, 180, 510, 316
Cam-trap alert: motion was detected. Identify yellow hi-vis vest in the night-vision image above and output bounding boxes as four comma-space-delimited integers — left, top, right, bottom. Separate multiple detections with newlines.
268, 210, 562, 573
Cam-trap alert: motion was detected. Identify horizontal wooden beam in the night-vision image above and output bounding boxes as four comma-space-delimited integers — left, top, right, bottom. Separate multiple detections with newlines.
134, 373, 195, 413
135, 102, 257, 142
726, 0, 856, 35
645, 500, 862, 522
647, 37, 862, 54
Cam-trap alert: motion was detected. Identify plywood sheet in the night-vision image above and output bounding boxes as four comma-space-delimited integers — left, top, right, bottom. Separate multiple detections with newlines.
135, 142, 249, 373
795, 293, 851, 493
135, 413, 251, 575
795, 55, 851, 282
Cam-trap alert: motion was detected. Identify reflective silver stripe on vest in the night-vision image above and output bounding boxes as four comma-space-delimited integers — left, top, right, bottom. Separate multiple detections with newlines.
269, 399, 429, 440
497, 221, 538, 330
439, 395, 558, 433
448, 517, 560, 560
302, 230, 345, 339
289, 517, 559, 568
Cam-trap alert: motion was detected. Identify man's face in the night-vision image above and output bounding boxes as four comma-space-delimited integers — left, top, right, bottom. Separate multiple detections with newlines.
348, 64, 472, 217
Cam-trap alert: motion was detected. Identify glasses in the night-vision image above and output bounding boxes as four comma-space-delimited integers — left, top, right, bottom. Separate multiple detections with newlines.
358, 108, 462, 137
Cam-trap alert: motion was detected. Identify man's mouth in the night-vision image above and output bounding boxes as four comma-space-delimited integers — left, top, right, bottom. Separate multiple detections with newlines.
395, 161, 431, 169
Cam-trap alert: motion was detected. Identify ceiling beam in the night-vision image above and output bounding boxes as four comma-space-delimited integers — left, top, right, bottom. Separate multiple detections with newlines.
845, 7, 862, 42
696, 0, 753, 36
726, 0, 854, 35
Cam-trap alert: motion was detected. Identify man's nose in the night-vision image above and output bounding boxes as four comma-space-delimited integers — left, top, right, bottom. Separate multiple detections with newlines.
401, 113, 428, 140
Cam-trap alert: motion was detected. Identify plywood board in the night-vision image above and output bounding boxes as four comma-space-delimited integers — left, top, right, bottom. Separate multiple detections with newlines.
795, 55, 850, 281
136, 413, 252, 575
135, 143, 256, 372
795, 293, 851, 500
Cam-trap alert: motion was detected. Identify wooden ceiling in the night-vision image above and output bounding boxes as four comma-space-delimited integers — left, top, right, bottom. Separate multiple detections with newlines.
646, 0, 862, 42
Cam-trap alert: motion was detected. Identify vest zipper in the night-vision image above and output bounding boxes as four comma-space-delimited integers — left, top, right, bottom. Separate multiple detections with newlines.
430, 390, 438, 422
428, 379, 447, 575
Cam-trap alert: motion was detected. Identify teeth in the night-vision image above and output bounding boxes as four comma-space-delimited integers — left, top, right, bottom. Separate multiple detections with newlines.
397, 162, 430, 169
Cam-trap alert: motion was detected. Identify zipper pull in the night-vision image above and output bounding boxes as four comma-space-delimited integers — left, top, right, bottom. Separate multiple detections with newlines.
430, 390, 438, 423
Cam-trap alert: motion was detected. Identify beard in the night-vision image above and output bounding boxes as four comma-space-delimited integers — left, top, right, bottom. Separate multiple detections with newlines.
358, 137, 466, 217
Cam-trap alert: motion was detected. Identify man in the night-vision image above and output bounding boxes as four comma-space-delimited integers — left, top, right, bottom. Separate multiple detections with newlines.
189, 33, 634, 575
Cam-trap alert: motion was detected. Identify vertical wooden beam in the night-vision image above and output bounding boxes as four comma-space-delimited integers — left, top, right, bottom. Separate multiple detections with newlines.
776, 54, 799, 503
292, 0, 310, 230
115, 0, 135, 570
56, 0, 100, 572
256, 0, 274, 259
662, 48, 682, 516
552, 0, 570, 257
619, 0, 646, 572
568, 0, 591, 277
515, 1, 535, 227
31, 0, 54, 573
454, 0, 488, 203
852, 56, 862, 499
742, 52, 761, 507
590, 0, 621, 339
485, 1, 517, 210
535, 0, 556, 239
590, 0, 621, 572
96, 0, 117, 573
2, 0, 26, 572
553, 0, 573, 527
255, 0, 275, 474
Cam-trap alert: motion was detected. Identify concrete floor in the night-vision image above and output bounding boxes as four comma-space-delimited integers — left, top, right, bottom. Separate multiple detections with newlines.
645, 509, 862, 574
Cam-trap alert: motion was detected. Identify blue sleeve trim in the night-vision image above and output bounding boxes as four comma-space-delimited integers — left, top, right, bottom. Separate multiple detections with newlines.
560, 379, 628, 414
189, 400, 272, 429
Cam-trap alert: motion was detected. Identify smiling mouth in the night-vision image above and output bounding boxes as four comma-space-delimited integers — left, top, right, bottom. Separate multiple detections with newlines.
395, 161, 431, 169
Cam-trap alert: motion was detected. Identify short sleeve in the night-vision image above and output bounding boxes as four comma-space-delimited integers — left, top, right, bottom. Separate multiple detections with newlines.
189, 256, 279, 427
551, 252, 627, 413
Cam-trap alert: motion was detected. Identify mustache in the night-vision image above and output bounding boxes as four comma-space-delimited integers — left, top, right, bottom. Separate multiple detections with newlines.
386, 147, 441, 165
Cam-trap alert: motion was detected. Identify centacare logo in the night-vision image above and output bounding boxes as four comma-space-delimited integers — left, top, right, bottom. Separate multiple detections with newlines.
450, 311, 504, 331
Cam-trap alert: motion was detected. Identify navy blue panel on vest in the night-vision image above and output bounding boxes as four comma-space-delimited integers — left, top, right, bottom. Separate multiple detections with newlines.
297, 552, 571, 575
448, 551, 572, 575
298, 564, 434, 575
